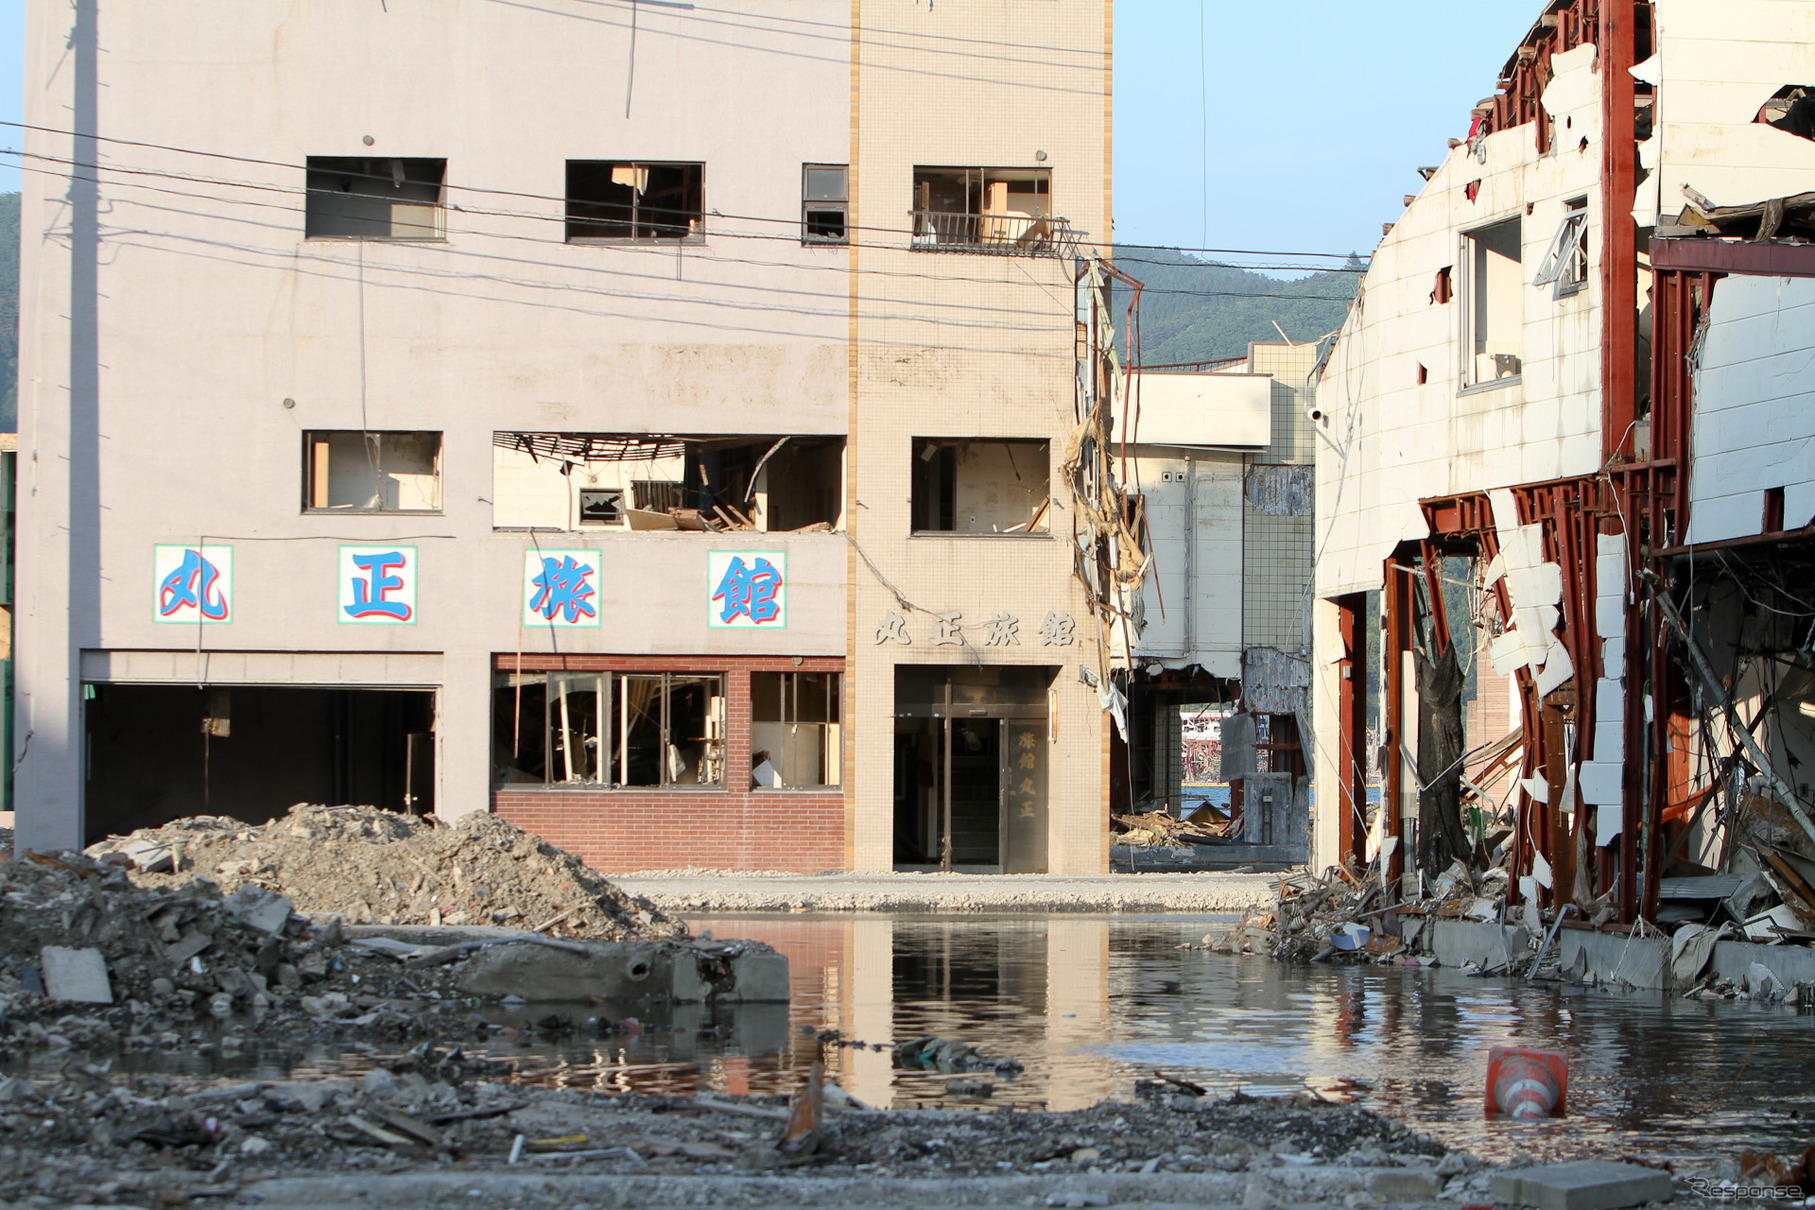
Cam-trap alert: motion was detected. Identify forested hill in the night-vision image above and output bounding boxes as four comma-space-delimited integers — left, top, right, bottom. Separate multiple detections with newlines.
0, 193, 16, 432
1113, 246, 1362, 366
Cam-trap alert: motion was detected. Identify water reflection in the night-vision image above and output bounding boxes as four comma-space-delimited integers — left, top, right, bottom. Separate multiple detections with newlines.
654, 913, 1815, 1169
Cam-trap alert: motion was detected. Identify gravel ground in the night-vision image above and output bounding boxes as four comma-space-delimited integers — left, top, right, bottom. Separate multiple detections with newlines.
3, 1071, 1510, 1209
612, 871, 1281, 915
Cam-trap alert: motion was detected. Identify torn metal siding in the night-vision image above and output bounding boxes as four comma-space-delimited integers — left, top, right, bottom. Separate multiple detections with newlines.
1242, 646, 1311, 716
1686, 273, 1815, 542
1652, 0, 1815, 220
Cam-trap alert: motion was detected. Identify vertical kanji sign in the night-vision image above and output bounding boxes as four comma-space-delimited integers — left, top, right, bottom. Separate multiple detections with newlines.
708, 550, 786, 629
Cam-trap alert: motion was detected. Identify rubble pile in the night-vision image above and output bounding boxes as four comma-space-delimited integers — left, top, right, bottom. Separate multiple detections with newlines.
88, 804, 683, 940
0, 1067, 1484, 1206
1111, 805, 1239, 847
0, 847, 534, 1054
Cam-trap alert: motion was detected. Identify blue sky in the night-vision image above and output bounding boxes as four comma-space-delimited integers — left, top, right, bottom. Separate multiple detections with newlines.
0, 1, 1541, 262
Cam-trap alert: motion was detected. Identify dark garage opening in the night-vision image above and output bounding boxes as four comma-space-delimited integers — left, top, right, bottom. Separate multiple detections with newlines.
84, 684, 436, 843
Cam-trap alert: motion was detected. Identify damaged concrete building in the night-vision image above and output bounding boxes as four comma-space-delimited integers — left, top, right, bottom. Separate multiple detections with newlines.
19, 0, 1257, 875
1310, 0, 1815, 930
1110, 344, 1320, 866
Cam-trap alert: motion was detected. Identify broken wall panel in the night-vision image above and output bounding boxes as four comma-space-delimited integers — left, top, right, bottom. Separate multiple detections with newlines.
1686, 273, 1815, 542
1130, 452, 1243, 674
1653, 0, 1815, 217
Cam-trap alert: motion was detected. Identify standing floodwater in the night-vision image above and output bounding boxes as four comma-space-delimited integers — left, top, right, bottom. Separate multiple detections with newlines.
561, 913, 1815, 1171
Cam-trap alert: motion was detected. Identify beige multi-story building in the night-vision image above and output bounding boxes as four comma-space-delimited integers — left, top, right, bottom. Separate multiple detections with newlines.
13, 0, 1143, 873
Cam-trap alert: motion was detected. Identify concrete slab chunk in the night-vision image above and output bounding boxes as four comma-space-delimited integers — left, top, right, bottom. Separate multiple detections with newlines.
1492, 1160, 1673, 1210
40, 946, 113, 1004
225, 885, 295, 934
1367, 1168, 1440, 1201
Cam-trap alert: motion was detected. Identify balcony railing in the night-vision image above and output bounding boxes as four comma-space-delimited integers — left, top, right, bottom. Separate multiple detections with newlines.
909, 210, 1079, 257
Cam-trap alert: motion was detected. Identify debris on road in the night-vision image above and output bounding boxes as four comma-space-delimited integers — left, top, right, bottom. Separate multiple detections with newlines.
0, 1068, 1480, 1206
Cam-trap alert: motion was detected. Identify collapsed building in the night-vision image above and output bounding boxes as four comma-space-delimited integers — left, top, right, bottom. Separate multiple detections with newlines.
1310, 0, 1815, 931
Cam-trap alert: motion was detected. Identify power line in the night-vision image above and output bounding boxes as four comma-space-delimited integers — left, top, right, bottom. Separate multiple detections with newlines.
0, 120, 1373, 266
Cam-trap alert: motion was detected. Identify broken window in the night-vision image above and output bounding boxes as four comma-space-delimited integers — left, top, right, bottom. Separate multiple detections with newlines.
566, 161, 704, 242
1461, 216, 1523, 387
911, 167, 1062, 254
911, 438, 1051, 535
305, 157, 445, 240
492, 670, 725, 788
1533, 198, 1589, 297
751, 672, 842, 788
303, 431, 442, 512
802, 164, 848, 244
491, 432, 844, 533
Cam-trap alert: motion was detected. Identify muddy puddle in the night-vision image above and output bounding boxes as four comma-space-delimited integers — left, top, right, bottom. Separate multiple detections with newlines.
43, 912, 1815, 1171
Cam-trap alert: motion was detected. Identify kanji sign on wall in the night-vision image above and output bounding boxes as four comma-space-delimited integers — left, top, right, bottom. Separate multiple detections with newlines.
708, 550, 786, 629
523, 549, 602, 628
339, 546, 417, 624
153, 545, 234, 625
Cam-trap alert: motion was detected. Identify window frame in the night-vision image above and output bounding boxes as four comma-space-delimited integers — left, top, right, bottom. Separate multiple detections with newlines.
565, 160, 706, 244
303, 156, 447, 242
493, 669, 727, 790
1532, 198, 1590, 299
801, 164, 850, 245
1458, 214, 1525, 393
910, 437, 1053, 537
750, 670, 843, 789
301, 430, 444, 515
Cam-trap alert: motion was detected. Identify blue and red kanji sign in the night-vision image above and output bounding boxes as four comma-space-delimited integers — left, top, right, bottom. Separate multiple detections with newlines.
339, 546, 417, 624
524, 549, 603, 628
153, 545, 233, 625
708, 550, 786, 629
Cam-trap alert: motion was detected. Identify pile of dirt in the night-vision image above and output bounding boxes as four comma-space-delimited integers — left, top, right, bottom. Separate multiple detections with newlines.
88, 804, 684, 941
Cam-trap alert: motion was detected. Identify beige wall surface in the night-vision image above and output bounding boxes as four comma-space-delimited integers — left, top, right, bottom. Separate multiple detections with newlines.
848, 0, 1111, 873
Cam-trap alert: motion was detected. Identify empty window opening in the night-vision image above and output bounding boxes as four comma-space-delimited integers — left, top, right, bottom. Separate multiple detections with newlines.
802, 164, 848, 244
1533, 198, 1589, 297
304, 431, 442, 512
911, 167, 1067, 254
1462, 216, 1523, 387
86, 685, 435, 841
305, 157, 445, 240
566, 161, 704, 241
492, 432, 843, 533
1765, 486, 1787, 534
751, 672, 842, 788
912, 438, 1050, 535
1417, 363, 1428, 385
493, 670, 725, 788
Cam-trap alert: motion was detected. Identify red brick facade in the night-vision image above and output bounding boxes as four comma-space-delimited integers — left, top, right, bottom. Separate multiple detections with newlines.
490, 653, 848, 873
